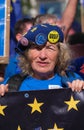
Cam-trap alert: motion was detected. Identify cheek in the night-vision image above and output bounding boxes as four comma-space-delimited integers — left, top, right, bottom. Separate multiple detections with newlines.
28, 50, 38, 62
51, 54, 58, 66
28, 50, 33, 61
49, 50, 59, 62
51, 53, 59, 69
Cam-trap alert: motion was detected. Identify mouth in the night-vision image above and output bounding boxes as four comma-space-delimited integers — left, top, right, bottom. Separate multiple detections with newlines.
37, 61, 49, 67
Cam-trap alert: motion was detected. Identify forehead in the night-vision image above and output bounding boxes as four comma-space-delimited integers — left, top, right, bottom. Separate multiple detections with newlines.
29, 41, 58, 49
46, 41, 58, 46
32, 41, 58, 48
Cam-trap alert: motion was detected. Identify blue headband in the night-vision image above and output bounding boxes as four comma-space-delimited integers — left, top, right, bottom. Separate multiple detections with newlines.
16, 24, 64, 53
24, 23, 64, 45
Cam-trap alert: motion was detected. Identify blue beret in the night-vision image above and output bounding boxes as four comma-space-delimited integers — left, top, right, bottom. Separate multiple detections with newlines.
24, 23, 64, 45
16, 24, 64, 54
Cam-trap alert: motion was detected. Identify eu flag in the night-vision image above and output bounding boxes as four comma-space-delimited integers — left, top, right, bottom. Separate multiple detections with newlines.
10, 0, 23, 57
0, 88, 84, 130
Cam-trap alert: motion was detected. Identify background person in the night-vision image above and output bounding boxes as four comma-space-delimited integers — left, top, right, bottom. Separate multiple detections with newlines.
70, 56, 84, 79
4, 18, 34, 81
34, 0, 78, 40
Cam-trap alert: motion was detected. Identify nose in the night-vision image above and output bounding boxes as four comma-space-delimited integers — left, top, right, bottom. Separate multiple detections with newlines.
39, 48, 47, 60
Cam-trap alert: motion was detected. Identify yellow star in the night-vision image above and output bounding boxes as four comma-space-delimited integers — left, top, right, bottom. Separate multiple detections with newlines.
48, 123, 64, 130
17, 125, 21, 130
28, 98, 44, 113
64, 96, 80, 111
0, 105, 7, 116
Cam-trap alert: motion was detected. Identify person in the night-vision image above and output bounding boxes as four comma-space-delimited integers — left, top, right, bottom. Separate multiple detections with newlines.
0, 23, 84, 96
34, 0, 78, 40
70, 56, 84, 79
4, 18, 34, 80
7, 0, 78, 79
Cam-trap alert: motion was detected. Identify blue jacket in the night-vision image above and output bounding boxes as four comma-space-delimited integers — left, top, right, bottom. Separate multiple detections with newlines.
4, 54, 21, 80
70, 57, 84, 79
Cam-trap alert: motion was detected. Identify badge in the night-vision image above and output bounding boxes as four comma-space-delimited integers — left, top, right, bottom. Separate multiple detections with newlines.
19, 37, 28, 46
35, 33, 47, 45
48, 30, 59, 43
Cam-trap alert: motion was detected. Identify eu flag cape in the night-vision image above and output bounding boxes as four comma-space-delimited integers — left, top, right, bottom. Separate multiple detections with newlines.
0, 88, 84, 130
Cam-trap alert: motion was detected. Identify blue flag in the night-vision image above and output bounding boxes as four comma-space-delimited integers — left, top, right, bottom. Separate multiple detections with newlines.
0, 89, 84, 129
10, 0, 23, 57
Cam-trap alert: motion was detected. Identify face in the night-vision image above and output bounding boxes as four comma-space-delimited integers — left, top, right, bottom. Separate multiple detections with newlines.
28, 42, 59, 79
25, 23, 33, 31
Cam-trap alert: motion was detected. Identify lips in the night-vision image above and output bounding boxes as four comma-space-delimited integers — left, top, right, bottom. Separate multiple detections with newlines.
37, 61, 49, 67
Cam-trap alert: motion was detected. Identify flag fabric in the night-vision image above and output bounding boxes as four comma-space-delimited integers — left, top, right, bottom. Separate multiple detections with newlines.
10, 0, 23, 57
0, 0, 6, 56
0, 88, 84, 130
10, 0, 23, 29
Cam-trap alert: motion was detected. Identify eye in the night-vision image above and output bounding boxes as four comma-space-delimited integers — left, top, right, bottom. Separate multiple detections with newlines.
30, 44, 42, 50
46, 45, 56, 51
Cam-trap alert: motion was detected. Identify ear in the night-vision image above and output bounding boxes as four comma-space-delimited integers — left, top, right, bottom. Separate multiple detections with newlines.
16, 33, 22, 41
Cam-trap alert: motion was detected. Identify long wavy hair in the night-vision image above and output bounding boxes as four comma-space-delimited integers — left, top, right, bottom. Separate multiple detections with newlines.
18, 42, 73, 76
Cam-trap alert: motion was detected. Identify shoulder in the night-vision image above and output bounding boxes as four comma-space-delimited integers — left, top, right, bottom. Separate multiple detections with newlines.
6, 74, 28, 92
20, 76, 35, 87
61, 71, 83, 87
19, 76, 31, 91
66, 71, 82, 78
65, 72, 83, 83
72, 57, 84, 65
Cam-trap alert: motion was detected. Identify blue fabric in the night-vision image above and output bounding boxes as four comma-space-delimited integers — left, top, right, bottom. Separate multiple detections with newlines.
25, 23, 64, 44
10, 0, 23, 56
19, 72, 82, 91
70, 57, 84, 79
4, 54, 21, 80
18, 24, 64, 52
19, 74, 62, 91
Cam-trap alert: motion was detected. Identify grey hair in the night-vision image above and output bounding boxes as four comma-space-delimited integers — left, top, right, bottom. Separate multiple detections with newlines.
34, 14, 57, 25
55, 42, 73, 76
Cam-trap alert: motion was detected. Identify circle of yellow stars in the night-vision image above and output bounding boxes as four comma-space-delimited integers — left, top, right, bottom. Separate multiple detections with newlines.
0, 95, 81, 130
